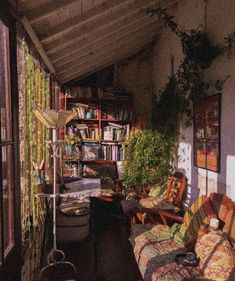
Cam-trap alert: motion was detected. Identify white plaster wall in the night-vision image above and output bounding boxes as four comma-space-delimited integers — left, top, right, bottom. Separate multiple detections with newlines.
116, 49, 154, 119
152, 0, 235, 203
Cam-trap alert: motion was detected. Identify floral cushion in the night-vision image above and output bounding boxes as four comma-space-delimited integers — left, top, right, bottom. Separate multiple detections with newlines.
195, 231, 235, 281
150, 262, 203, 281
139, 197, 179, 211
134, 225, 186, 281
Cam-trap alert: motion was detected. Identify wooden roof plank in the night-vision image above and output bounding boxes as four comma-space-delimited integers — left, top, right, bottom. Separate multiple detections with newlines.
27, 0, 79, 24
44, 0, 176, 54
41, 0, 176, 45
58, 29, 158, 78
45, 0, 157, 55
40, 0, 129, 44
54, 21, 161, 70
50, 10, 159, 64
60, 38, 156, 83
21, 16, 57, 75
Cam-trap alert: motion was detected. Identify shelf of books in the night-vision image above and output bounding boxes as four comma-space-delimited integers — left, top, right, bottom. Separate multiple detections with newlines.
61, 86, 133, 164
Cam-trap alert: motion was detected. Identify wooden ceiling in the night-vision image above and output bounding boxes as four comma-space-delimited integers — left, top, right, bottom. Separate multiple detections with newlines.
17, 0, 177, 84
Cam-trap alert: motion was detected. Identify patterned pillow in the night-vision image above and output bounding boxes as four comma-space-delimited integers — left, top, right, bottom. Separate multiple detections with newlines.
223, 209, 235, 248
195, 231, 235, 281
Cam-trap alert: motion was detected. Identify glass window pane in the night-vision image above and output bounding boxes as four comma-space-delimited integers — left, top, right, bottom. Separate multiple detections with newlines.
2, 145, 14, 256
0, 19, 12, 141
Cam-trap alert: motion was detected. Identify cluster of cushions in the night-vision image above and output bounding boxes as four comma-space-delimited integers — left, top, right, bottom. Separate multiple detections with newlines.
133, 194, 235, 281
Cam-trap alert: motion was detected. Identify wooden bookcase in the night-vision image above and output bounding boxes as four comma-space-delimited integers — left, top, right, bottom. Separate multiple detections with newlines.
60, 87, 133, 175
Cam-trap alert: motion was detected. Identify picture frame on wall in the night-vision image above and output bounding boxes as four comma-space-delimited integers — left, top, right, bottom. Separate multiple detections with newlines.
194, 94, 221, 172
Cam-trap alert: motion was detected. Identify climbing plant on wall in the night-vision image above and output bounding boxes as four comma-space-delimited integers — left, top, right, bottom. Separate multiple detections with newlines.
18, 39, 50, 241
144, 6, 233, 145
122, 6, 233, 192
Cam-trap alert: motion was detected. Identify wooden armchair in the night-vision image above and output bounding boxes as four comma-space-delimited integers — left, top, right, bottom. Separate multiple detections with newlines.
135, 172, 187, 225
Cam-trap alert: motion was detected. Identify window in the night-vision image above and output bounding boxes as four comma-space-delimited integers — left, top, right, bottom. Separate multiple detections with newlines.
194, 94, 221, 172
0, 17, 14, 262
0, 15, 21, 280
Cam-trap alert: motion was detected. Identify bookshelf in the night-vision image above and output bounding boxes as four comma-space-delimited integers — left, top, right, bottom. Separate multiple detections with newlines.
60, 87, 133, 168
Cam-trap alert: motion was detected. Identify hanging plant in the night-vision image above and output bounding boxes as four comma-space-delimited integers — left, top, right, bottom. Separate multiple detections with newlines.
145, 7, 231, 124
146, 7, 224, 69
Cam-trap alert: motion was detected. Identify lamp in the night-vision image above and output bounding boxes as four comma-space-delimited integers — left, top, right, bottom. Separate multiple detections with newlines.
34, 109, 77, 279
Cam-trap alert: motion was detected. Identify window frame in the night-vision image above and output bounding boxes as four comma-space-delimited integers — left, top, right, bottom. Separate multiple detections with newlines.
0, 2, 21, 280
193, 93, 221, 173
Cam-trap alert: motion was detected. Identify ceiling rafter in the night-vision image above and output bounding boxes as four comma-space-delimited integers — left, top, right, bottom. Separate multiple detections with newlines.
60, 39, 156, 83
45, 0, 158, 55
26, 0, 79, 24
40, 0, 130, 44
58, 29, 158, 77
41, 0, 176, 45
20, 16, 56, 75
54, 21, 162, 70
50, 8, 164, 64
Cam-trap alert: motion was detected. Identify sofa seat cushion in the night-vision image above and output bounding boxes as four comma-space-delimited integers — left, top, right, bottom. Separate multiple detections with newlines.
150, 262, 203, 281
195, 231, 235, 281
134, 225, 186, 281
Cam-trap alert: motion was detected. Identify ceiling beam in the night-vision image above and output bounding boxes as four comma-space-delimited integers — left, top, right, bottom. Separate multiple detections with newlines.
54, 21, 161, 70
50, 9, 160, 64
60, 39, 156, 83
45, 0, 158, 55
41, 0, 176, 45
20, 16, 56, 75
27, 0, 79, 24
40, 0, 129, 44
58, 29, 158, 78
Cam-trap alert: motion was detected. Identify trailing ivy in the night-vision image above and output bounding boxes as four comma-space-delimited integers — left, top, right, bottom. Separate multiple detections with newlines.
145, 6, 232, 129
19, 40, 50, 240
122, 7, 233, 192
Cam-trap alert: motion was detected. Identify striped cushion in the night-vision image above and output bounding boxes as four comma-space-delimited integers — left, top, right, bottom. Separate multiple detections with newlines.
209, 192, 234, 222
179, 195, 217, 244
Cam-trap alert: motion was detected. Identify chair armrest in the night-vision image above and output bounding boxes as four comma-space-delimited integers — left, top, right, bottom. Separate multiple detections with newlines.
158, 210, 184, 225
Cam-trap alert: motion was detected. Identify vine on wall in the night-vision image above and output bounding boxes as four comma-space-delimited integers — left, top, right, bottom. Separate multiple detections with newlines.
146, 6, 233, 137
18, 39, 50, 242
123, 5, 234, 191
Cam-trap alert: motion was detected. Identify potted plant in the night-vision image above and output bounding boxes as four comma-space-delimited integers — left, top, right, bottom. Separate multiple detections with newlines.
122, 129, 175, 197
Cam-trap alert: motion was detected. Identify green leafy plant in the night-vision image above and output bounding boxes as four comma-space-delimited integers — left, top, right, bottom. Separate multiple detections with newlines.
122, 7, 232, 194
145, 6, 231, 127
123, 130, 175, 191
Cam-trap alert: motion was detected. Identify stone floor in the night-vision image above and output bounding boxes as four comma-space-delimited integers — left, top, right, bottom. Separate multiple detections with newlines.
59, 224, 142, 281
41, 197, 142, 281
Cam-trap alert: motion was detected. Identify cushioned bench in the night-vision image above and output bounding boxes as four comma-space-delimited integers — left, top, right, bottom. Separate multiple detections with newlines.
132, 193, 235, 281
